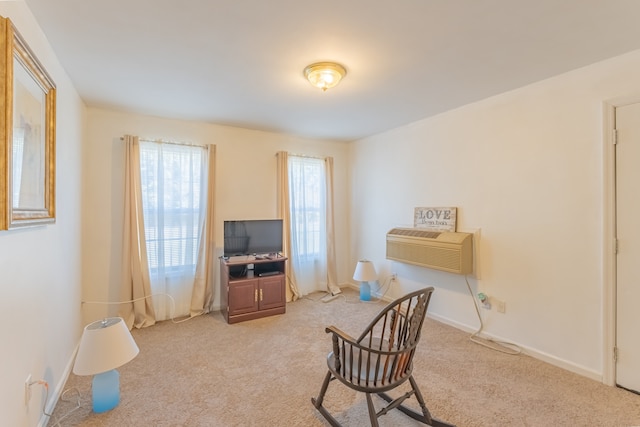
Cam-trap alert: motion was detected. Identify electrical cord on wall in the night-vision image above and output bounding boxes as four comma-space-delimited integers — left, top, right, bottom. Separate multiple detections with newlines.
375, 275, 394, 300
82, 293, 202, 324
45, 387, 85, 427
464, 275, 522, 355
25, 379, 71, 427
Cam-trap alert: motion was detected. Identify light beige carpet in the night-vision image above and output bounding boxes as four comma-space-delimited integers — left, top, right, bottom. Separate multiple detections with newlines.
50, 289, 640, 426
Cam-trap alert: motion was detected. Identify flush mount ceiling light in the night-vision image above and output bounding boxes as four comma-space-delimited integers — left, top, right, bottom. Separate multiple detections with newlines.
304, 62, 347, 91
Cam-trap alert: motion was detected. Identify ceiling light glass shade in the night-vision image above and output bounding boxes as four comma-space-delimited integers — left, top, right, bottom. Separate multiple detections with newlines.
353, 260, 377, 282
73, 317, 139, 376
304, 62, 346, 91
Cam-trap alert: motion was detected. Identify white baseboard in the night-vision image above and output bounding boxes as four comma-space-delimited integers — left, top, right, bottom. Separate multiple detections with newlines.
38, 344, 79, 427
427, 312, 602, 382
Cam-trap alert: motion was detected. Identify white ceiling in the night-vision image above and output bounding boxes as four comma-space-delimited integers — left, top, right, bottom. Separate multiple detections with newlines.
22, 0, 640, 141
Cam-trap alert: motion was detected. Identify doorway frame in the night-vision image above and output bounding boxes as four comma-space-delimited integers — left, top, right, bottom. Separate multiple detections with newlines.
603, 101, 616, 387
602, 97, 640, 386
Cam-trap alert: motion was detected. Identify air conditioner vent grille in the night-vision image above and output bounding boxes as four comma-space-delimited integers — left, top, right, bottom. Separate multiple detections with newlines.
388, 228, 442, 239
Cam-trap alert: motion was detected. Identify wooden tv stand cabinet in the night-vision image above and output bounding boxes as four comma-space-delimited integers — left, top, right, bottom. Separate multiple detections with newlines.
219, 256, 287, 324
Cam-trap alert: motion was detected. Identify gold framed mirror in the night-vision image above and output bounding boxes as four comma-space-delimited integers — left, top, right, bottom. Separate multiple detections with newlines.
0, 16, 56, 230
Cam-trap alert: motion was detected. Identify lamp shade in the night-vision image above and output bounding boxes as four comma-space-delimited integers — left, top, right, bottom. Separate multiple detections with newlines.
73, 317, 139, 376
353, 260, 377, 282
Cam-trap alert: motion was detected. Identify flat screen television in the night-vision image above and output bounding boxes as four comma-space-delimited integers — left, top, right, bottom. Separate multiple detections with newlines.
223, 219, 283, 257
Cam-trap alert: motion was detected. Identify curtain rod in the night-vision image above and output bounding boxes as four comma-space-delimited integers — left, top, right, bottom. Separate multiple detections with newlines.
277, 152, 326, 160
120, 136, 209, 148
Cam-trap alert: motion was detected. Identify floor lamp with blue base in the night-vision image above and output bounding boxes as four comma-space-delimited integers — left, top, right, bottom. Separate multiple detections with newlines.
353, 260, 377, 301
73, 317, 139, 413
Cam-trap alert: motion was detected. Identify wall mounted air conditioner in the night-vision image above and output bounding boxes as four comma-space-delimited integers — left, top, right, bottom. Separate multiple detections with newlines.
386, 228, 473, 274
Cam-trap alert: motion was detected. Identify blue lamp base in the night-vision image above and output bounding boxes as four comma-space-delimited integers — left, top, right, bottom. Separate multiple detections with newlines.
92, 369, 120, 413
360, 282, 371, 301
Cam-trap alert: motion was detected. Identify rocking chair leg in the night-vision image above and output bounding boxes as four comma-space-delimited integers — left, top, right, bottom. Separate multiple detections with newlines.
365, 393, 380, 427
377, 376, 456, 427
407, 376, 456, 427
312, 370, 333, 408
311, 371, 342, 427
409, 375, 434, 423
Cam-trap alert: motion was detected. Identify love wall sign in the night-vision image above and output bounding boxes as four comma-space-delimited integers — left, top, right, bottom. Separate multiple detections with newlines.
414, 207, 457, 232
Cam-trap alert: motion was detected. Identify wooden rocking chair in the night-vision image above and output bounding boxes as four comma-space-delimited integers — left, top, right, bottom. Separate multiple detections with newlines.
311, 287, 455, 427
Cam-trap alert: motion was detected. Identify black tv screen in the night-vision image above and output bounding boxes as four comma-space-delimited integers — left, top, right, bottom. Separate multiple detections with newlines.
223, 219, 283, 257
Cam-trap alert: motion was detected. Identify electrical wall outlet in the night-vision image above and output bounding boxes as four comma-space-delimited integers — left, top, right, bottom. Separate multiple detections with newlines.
496, 300, 506, 314
24, 374, 32, 405
391, 273, 397, 281
477, 292, 491, 309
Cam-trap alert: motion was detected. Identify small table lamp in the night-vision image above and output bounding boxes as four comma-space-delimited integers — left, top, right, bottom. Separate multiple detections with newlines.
73, 317, 139, 413
353, 260, 377, 301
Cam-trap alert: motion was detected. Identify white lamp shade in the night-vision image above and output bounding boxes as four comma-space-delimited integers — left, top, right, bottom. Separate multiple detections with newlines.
73, 317, 140, 376
353, 260, 377, 282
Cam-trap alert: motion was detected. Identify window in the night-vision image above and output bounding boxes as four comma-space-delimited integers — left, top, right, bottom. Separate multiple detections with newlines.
139, 140, 208, 319
288, 156, 327, 293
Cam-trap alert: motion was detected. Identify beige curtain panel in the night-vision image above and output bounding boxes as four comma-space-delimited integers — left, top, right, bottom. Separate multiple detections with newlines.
120, 135, 156, 329
276, 151, 300, 302
324, 157, 339, 293
191, 144, 216, 316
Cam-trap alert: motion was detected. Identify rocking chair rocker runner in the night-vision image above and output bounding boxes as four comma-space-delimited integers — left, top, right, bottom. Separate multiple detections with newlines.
311, 287, 455, 427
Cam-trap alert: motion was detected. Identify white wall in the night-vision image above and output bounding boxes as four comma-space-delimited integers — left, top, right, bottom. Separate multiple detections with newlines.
4, 8, 635, 425
82, 108, 351, 323
0, 2, 85, 426
350, 49, 640, 380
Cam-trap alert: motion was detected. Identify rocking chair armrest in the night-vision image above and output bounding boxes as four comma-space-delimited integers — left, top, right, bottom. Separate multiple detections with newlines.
326, 326, 408, 355
325, 325, 355, 342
